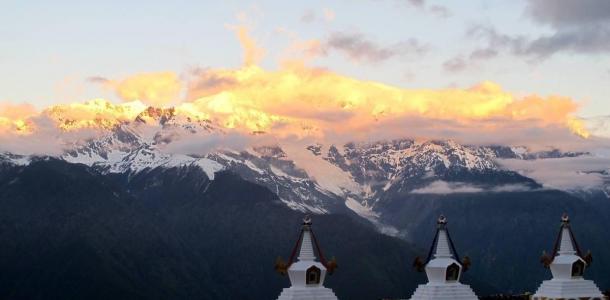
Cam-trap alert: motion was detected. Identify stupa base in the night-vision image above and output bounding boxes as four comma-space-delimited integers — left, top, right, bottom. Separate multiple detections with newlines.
409, 282, 478, 300
533, 278, 604, 300
276, 286, 338, 300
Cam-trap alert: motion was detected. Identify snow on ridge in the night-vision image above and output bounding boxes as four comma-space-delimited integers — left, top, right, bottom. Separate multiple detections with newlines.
0, 153, 31, 166
193, 158, 224, 180
282, 142, 363, 197
345, 197, 377, 219
511, 146, 528, 158
1, 115, 597, 220
280, 197, 329, 214
62, 139, 225, 180
345, 197, 399, 236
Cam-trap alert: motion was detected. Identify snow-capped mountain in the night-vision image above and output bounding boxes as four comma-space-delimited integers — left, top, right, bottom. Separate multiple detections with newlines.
0, 106, 600, 222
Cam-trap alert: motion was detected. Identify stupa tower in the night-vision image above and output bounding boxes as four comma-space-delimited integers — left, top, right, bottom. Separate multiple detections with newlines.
408, 215, 478, 300
274, 215, 339, 300
532, 214, 603, 300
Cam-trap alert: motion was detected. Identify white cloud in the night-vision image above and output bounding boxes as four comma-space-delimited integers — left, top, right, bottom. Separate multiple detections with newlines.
498, 156, 610, 191
410, 180, 535, 194
585, 116, 610, 138
411, 180, 483, 194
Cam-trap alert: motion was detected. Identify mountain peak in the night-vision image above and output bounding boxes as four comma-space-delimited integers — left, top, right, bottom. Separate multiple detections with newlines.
134, 107, 176, 125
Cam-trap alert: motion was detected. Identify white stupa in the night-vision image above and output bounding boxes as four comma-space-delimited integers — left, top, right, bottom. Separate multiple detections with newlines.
532, 214, 604, 300
408, 215, 478, 300
274, 215, 339, 300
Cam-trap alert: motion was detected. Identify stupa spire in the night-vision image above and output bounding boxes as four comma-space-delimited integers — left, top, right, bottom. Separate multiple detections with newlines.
297, 215, 316, 261
434, 215, 453, 259
533, 214, 603, 300
408, 215, 478, 300
274, 215, 338, 300
557, 214, 577, 255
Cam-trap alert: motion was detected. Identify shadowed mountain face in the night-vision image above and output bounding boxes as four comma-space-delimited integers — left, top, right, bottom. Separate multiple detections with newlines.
0, 159, 433, 300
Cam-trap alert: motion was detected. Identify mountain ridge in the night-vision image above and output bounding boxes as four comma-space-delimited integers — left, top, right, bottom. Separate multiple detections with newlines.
1, 110, 601, 220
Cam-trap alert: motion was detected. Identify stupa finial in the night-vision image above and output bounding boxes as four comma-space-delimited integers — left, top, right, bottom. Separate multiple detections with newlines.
437, 214, 447, 228
561, 213, 570, 225
303, 214, 312, 226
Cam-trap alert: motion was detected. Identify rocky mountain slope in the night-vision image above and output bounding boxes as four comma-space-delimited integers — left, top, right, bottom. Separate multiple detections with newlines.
0, 159, 442, 300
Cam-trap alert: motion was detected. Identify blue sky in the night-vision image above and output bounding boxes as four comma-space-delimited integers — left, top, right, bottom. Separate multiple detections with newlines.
1, 0, 609, 117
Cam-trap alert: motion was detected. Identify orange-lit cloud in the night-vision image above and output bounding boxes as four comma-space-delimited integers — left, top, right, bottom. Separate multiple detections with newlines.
91, 72, 182, 107
228, 25, 265, 66
42, 98, 147, 131
184, 65, 588, 141
0, 63, 591, 148
0, 22, 595, 155
114, 72, 181, 107
0, 102, 38, 134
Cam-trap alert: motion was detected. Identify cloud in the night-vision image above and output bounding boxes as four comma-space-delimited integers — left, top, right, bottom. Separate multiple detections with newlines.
0, 117, 98, 156
491, 184, 534, 193
442, 48, 499, 73
112, 72, 182, 107
0, 99, 148, 155
585, 116, 610, 138
179, 64, 590, 146
88, 72, 182, 107
525, 0, 610, 28
524, 26, 610, 58
410, 180, 533, 194
407, 0, 425, 8
301, 10, 316, 23
162, 131, 253, 156
86, 76, 109, 84
43, 99, 147, 131
429, 5, 451, 18
470, 48, 498, 60
323, 8, 336, 21
0, 99, 153, 155
499, 156, 610, 191
0, 102, 38, 134
324, 31, 427, 63
402, 0, 452, 18
0, 102, 37, 121
465, 1, 610, 60
186, 68, 238, 101
228, 25, 266, 66
467, 24, 610, 59
300, 8, 335, 23
411, 181, 483, 194
442, 56, 468, 72
0, 62, 593, 154
0, 21, 599, 154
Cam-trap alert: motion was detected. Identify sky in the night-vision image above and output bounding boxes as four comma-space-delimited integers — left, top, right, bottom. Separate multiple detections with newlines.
1, 0, 610, 152
1, 0, 608, 115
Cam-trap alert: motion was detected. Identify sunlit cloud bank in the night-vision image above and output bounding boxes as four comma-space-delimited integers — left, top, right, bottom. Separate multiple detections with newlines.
88, 72, 182, 107
0, 25, 600, 155
0, 102, 38, 134
0, 63, 597, 155
183, 64, 590, 144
